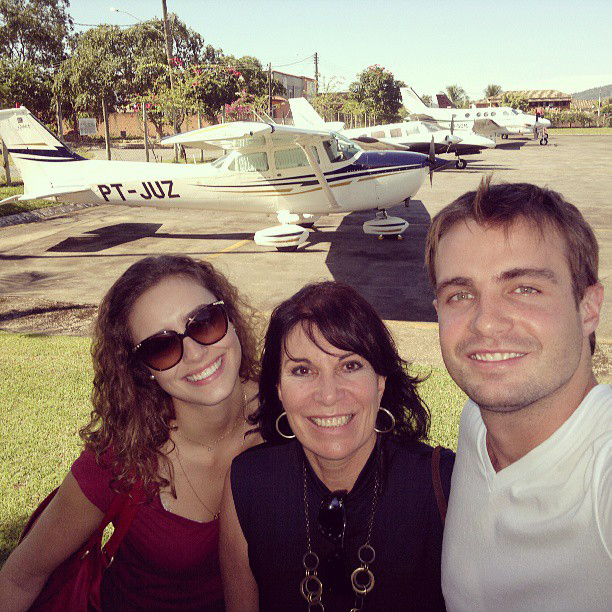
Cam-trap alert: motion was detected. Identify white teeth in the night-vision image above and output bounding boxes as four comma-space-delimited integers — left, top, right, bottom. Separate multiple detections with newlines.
186, 357, 222, 381
470, 352, 525, 362
310, 415, 352, 428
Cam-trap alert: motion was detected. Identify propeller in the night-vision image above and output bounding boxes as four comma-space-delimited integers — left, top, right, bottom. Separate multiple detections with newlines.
428, 136, 436, 187
446, 116, 455, 152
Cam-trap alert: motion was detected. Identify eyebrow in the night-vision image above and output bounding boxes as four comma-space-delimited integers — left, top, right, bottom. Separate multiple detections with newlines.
186, 301, 215, 320
282, 351, 356, 363
436, 268, 559, 296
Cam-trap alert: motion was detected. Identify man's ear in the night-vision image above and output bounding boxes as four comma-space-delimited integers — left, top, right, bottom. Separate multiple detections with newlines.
580, 282, 604, 336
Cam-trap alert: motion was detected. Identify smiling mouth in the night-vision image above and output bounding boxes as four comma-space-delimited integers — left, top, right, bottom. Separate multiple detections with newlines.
185, 356, 223, 382
469, 352, 525, 362
309, 415, 353, 428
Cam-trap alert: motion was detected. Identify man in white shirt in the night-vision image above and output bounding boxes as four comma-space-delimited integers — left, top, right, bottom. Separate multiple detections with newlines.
425, 178, 611, 611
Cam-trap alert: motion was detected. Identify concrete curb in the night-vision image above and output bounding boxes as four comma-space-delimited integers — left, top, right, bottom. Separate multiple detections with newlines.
0, 202, 100, 228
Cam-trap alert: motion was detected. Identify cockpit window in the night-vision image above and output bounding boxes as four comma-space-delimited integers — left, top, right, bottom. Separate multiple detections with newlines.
324, 134, 359, 162
511, 109, 520, 115
274, 147, 309, 170
228, 151, 269, 172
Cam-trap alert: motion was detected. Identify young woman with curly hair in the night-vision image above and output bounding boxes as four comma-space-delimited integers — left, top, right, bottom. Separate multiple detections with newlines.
0, 255, 261, 611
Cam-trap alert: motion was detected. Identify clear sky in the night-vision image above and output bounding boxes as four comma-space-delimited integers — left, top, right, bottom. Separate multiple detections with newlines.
70, 0, 612, 99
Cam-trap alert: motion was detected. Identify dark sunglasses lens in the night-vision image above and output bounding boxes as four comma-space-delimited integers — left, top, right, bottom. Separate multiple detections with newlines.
318, 492, 346, 543
137, 333, 182, 371
188, 304, 228, 345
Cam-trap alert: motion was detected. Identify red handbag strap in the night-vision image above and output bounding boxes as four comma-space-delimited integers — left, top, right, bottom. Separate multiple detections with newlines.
431, 445, 447, 526
101, 488, 143, 565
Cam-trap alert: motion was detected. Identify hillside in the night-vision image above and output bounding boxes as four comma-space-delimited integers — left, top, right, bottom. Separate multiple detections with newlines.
572, 85, 612, 100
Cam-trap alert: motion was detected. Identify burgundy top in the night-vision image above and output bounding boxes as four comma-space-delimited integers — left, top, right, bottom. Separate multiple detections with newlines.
72, 450, 224, 611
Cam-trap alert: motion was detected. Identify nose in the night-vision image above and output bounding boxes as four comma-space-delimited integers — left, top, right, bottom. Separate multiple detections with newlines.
315, 370, 342, 406
469, 294, 513, 337
181, 336, 209, 363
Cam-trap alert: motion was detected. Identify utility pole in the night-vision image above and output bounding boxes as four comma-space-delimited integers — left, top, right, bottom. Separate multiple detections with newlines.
268, 63, 272, 116
314, 52, 319, 96
161, 0, 180, 161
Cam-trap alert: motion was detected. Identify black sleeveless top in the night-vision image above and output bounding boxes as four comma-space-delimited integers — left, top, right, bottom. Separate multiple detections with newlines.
231, 436, 454, 611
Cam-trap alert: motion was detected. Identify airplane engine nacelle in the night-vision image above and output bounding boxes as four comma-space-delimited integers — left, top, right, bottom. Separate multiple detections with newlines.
254, 224, 310, 251
362, 216, 409, 237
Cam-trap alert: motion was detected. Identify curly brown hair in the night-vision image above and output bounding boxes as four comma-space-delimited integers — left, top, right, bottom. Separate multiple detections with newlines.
79, 255, 259, 496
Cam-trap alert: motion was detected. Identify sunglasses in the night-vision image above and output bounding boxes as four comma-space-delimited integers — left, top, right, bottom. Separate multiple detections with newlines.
318, 490, 349, 592
132, 301, 228, 371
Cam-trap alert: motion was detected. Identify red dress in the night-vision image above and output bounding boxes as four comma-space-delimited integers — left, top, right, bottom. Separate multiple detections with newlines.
71, 450, 224, 611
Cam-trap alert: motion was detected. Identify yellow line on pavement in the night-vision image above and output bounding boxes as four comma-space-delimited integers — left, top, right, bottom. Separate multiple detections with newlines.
208, 239, 250, 259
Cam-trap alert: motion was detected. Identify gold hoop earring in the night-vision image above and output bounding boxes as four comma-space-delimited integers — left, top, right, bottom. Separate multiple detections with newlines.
374, 407, 395, 434
275, 412, 296, 439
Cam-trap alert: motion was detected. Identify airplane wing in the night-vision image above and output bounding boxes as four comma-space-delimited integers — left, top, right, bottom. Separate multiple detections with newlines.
473, 118, 502, 130
161, 122, 333, 151
0, 185, 93, 205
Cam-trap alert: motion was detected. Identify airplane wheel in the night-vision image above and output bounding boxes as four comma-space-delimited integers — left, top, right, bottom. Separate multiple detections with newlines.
455, 159, 467, 169
299, 222, 316, 229
276, 246, 299, 252
540, 138, 548, 146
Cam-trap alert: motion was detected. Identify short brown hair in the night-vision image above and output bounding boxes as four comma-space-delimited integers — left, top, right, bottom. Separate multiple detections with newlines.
425, 177, 600, 350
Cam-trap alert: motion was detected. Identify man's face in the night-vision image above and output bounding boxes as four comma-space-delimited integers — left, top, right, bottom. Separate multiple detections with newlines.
434, 218, 601, 413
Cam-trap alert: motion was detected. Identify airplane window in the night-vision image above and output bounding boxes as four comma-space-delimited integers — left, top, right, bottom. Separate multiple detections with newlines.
405, 124, 419, 135
491, 112, 496, 116
465, 113, 470, 118
274, 147, 309, 170
371, 130, 385, 138
484, 112, 488, 117
451, 114, 457, 118
211, 154, 230, 168
228, 151, 269, 172
503, 111, 509, 115
324, 134, 359, 162
390, 128, 402, 137
512, 109, 520, 115
477, 112, 481, 117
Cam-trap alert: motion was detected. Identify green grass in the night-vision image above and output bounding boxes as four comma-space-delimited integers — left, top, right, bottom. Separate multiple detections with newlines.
0, 183, 58, 217
0, 332, 463, 566
547, 127, 612, 135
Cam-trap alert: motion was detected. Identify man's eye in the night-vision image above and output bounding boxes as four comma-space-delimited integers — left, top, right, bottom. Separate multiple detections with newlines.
514, 286, 538, 295
449, 291, 473, 302
290, 365, 310, 376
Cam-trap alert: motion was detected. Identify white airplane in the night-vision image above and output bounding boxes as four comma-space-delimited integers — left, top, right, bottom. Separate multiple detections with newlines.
402, 87, 551, 142
0, 106, 445, 250
288, 97, 495, 170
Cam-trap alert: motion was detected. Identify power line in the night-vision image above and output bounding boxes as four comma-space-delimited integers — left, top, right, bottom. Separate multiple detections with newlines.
272, 53, 315, 69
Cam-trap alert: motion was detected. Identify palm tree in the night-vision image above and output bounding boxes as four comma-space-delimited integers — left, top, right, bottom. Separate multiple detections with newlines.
484, 84, 502, 99
445, 84, 466, 107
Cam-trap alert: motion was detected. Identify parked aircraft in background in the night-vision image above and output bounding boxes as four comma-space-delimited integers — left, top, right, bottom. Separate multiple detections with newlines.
288, 97, 494, 169
402, 87, 551, 141
0, 107, 447, 250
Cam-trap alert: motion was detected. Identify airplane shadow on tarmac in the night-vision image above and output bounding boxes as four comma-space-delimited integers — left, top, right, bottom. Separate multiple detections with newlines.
318, 199, 437, 323
46, 223, 253, 253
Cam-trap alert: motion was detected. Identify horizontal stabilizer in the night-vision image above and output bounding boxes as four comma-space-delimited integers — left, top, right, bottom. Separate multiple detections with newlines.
1, 185, 93, 204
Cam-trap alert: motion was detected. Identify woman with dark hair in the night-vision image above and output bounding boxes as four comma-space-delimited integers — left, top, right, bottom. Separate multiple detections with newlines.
220, 281, 454, 611
0, 255, 261, 610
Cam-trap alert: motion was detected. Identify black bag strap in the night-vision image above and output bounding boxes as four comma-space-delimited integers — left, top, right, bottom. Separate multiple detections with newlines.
431, 445, 447, 526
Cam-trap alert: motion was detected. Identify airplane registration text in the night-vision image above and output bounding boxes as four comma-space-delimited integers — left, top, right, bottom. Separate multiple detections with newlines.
98, 180, 180, 201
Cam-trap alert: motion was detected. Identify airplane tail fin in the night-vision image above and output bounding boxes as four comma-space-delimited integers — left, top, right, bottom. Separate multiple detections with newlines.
400, 87, 429, 113
288, 97, 344, 131
436, 93, 456, 109
0, 106, 85, 197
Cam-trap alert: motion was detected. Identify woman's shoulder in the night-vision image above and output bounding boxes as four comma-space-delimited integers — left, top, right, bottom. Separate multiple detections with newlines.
71, 447, 117, 512
232, 440, 297, 472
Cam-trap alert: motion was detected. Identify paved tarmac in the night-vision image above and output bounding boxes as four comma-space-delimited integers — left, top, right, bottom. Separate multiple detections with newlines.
1, 134, 611, 369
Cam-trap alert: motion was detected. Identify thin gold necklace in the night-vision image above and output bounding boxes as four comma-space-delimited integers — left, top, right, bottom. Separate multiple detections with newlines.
176, 389, 248, 451
175, 448, 220, 520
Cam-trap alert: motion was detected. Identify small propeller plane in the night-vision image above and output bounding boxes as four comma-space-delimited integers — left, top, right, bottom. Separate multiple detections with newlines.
0, 106, 447, 250
288, 97, 495, 170
402, 86, 551, 141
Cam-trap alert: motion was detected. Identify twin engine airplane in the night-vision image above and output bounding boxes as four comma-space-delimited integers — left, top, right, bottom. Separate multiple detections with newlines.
401, 86, 551, 142
288, 97, 495, 170
0, 106, 447, 251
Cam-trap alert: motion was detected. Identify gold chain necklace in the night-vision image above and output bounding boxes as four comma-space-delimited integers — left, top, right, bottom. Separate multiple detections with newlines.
175, 448, 220, 520
300, 461, 380, 611
176, 389, 248, 451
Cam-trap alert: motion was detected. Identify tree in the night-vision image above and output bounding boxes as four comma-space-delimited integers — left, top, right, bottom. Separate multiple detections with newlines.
0, 0, 73, 64
349, 65, 404, 123
445, 84, 467, 107
0, 58, 54, 120
500, 92, 530, 112
421, 94, 432, 106
484, 84, 502, 98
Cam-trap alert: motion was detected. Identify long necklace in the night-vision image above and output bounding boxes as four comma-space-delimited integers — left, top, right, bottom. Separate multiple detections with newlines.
176, 389, 248, 451
300, 462, 380, 612
175, 448, 220, 520
173, 389, 248, 520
